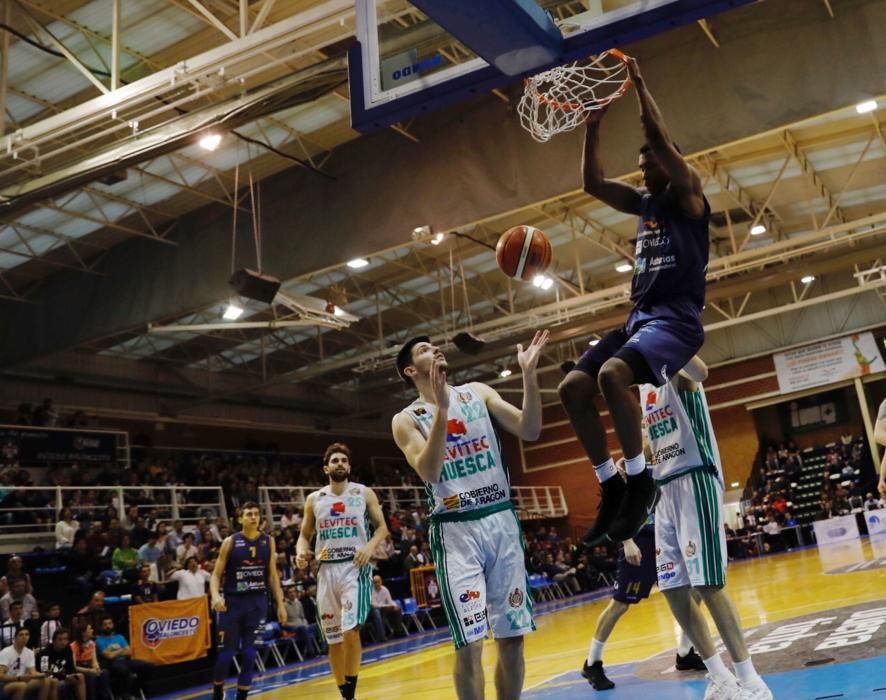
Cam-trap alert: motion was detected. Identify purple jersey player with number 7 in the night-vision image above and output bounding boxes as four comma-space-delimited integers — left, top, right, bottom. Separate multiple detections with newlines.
558, 55, 711, 546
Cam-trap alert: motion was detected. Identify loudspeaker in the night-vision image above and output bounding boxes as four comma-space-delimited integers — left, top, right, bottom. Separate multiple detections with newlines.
453, 331, 486, 355
228, 269, 281, 304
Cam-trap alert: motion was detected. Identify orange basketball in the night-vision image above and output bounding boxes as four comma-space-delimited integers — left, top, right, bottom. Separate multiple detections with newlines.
495, 225, 553, 281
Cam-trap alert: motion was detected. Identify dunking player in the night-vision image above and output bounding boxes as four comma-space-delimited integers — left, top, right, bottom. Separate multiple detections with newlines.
581, 469, 705, 691
296, 443, 389, 700
392, 332, 548, 700
210, 502, 286, 700
643, 356, 772, 699
558, 55, 710, 544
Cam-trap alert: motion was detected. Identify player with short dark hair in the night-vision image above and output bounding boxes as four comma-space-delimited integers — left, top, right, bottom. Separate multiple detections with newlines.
210, 502, 286, 700
559, 55, 711, 546
296, 443, 389, 700
392, 332, 548, 700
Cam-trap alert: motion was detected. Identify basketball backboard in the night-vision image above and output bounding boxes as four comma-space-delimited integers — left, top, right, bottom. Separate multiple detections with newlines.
349, 0, 755, 133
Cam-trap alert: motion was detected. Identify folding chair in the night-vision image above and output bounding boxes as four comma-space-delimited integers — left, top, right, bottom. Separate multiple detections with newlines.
399, 598, 425, 633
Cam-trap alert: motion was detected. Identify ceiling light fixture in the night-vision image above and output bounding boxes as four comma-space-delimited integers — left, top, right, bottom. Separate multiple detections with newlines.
532, 274, 553, 290
199, 132, 222, 151
223, 302, 244, 320
430, 232, 445, 245
750, 224, 767, 235
347, 258, 369, 269
855, 100, 877, 114
499, 368, 513, 378
801, 275, 815, 284
615, 262, 633, 273
588, 339, 599, 346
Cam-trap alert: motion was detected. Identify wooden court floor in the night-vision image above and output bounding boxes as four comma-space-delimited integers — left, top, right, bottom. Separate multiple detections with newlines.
194, 541, 886, 699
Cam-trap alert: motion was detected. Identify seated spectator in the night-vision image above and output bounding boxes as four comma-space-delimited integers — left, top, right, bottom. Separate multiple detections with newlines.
0, 581, 38, 622
76, 592, 106, 632
175, 533, 198, 565
0, 602, 28, 648
55, 508, 78, 550
168, 557, 210, 600
402, 546, 422, 577
95, 616, 153, 700
0, 557, 33, 598
71, 623, 111, 700
36, 628, 84, 700
111, 535, 139, 574
39, 604, 63, 649
128, 518, 152, 549
541, 553, 581, 595
165, 521, 185, 556
0, 628, 47, 700
130, 565, 161, 605
281, 587, 319, 657
137, 534, 163, 566
840, 430, 853, 446
848, 491, 864, 512
368, 576, 406, 642
280, 508, 301, 533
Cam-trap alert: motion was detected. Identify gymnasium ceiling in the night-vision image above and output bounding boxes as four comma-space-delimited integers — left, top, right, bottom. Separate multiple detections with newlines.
1, 0, 885, 431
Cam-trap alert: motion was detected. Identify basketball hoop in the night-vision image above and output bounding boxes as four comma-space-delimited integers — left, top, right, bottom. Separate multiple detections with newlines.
517, 49, 631, 143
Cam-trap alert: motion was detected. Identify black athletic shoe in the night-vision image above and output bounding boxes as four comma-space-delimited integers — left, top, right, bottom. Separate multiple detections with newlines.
675, 646, 707, 671
581, 660, 615, 690
582, 476, 626, 548
212, 684, 224, 700
607, 470, 660, 542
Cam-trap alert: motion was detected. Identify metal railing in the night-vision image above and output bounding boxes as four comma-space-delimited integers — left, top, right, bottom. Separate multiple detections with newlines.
0, 485, 227, 545
259, 484, 568, 526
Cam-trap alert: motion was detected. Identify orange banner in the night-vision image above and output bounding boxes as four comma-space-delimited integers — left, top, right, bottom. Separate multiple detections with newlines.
129, 597, 211, 664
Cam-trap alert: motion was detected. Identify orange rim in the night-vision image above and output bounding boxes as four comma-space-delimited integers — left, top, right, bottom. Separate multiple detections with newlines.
525, 49, 632, 112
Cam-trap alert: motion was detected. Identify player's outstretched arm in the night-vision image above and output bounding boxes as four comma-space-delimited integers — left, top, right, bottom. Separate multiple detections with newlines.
392, 410, 448, 483
474, 330, 549, 441
295, 495, 316, 569
354, 488, 390, 568
583, 109, 643, 215
210, 536, 232, 612
626, 57, 704, 218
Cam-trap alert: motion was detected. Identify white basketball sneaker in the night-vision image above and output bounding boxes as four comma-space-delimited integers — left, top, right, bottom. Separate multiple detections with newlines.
738, 681, 774, 699
703, 674, 743, 700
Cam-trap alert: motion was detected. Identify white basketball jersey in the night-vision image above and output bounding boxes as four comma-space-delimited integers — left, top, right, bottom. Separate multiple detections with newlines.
639, 381, 724, 487
312, 482, 370, 563
403, 383, 512, 520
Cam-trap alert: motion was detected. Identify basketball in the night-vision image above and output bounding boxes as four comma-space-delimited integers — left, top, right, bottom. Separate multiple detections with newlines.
495, 225, 553, 281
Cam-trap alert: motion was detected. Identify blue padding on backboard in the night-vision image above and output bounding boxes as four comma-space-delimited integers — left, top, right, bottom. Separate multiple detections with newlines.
351, 0, 756, 133
410, 0, 563, 76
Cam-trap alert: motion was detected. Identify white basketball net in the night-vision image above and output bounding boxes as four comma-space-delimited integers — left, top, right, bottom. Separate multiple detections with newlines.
518, 50, 631, 143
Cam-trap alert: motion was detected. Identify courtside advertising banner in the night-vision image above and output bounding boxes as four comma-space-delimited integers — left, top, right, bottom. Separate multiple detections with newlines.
865, 508, 886, 538
129, 597, 210, 664
812, 514, 861, 546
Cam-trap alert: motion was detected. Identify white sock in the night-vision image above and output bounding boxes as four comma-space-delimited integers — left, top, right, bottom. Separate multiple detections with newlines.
587, 637, 605, 665
703, 653, 734, 684
734, 658, 763, 686
624, 453, 646, 476
677, 628, 692, 656
594, 458, 617, 483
